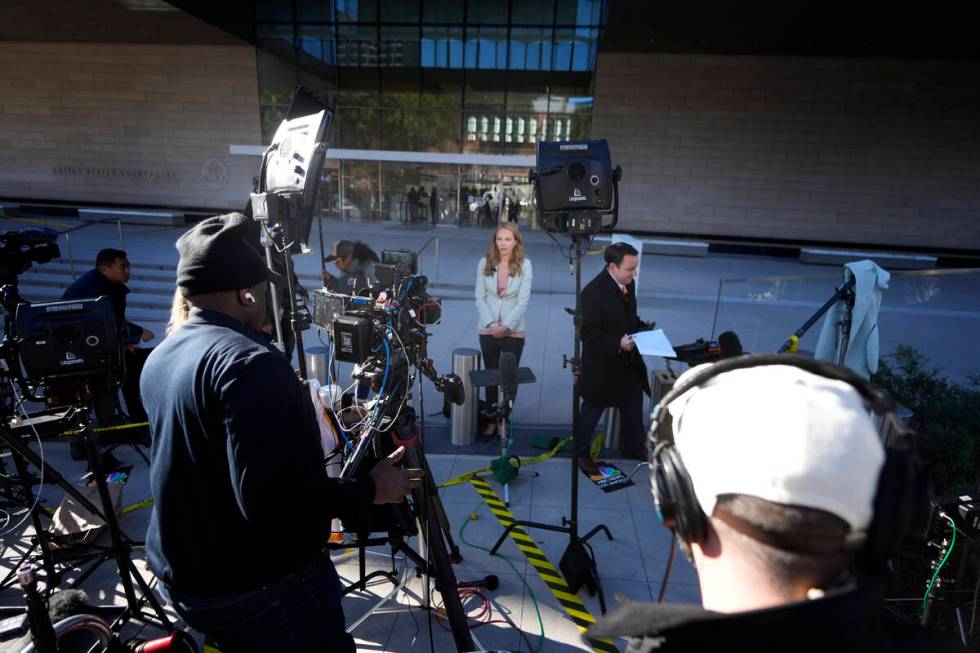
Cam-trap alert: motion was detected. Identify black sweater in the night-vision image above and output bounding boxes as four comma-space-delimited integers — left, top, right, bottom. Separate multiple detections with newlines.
141, 308, 374, 596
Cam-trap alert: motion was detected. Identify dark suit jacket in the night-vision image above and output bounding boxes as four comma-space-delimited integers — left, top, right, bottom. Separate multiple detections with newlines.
62, 268, 143, 344
579, 269, 650, 406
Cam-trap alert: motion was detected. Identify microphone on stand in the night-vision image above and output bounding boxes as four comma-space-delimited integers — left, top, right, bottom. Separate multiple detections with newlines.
499, 352, 518, 407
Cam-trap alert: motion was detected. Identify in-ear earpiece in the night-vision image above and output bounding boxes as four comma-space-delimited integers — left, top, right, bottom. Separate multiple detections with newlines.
244, 292, 256, 304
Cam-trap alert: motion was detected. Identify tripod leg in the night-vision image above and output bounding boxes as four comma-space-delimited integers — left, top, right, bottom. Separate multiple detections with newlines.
404, 445, 463, 564
9, 448, 59, 586
411, 483, 473, 652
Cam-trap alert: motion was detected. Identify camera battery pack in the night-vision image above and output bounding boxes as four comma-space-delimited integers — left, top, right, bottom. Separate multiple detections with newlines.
333, 315, 371, 363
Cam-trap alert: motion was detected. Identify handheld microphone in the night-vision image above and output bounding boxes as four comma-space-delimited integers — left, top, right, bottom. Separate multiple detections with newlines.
457, 574, 499, 591
499, 352, 518, 404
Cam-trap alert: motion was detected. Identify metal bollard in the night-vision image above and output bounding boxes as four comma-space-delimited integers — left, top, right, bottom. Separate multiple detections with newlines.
305, 346, 330, 385
450, 348, 481, 447
603, 407, 622, 454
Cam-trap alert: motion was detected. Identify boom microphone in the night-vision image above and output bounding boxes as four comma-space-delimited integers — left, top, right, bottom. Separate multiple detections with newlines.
499, 352, 518, 404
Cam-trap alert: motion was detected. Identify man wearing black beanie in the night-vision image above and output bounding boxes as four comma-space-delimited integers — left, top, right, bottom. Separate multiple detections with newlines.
141, 213, 421, 653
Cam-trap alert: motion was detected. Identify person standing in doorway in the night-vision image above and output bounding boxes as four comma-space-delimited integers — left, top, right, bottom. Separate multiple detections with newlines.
429, 186, 439, 225
475, 223, 533, 439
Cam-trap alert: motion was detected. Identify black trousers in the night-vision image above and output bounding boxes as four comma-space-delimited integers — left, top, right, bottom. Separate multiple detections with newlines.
122, 347, 151, 422
576, 373, 646, 458
478, 335, 525, 408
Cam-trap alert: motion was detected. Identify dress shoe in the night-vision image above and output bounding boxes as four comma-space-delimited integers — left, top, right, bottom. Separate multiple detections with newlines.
578, 457, 601, 475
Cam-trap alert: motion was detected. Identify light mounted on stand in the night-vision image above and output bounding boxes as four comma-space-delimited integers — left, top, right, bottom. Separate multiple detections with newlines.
531, 139, 621, 235
250, 87, 332, 252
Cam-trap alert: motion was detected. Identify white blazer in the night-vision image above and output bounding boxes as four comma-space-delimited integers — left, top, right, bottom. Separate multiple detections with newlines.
475, 257, 533, 333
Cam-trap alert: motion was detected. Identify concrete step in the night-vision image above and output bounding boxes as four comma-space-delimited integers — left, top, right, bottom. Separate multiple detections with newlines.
799, 247, 937, 269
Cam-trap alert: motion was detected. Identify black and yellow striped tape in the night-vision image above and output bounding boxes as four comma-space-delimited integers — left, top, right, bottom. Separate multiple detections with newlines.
469, 477, 619, 653
438, 436, 572, 489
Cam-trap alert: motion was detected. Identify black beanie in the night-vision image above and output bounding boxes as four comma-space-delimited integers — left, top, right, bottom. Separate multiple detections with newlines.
176, 212, 282, 297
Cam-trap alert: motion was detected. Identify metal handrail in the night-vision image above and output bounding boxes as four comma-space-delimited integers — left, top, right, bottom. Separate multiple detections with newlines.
59, 219, 125, 279
416, 236, 440, 281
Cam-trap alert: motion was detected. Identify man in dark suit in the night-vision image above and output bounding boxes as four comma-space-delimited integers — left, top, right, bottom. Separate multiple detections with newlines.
577, 242, 650, 473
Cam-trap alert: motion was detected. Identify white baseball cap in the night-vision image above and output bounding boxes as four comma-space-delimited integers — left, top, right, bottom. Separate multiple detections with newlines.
669, 363, 886, 532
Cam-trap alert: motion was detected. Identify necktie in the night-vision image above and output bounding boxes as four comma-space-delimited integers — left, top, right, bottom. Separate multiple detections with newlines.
621, 286, 628, 297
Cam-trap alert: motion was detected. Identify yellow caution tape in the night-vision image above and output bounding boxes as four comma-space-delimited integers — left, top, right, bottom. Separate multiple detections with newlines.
120, 497, 154, 516
469, 478, 618, 653
59, 421, 149, 437
437, 436, 572, 488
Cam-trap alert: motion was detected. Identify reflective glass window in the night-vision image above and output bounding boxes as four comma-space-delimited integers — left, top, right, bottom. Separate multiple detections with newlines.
298, 0, 337, 22
298, 24, 336, 64
422, 0, 463, 23
466, 26, 507, 70
421, 26, 463, 68
509, 27, 552, 71
420, 69, 463, 110
381, 67, 420, 107
336, 0, 377, 22
337, 65, 379, 107
380, 25, 420, 66
337, 107, 380, 148
256, 23, 294, 49
555, 0, 602, 26
512, 0, 555, 25
337, 23, 380, 67
464, 71, 505, 110
466, 0, 507, 24
380, 110, 419, 150
380, 0, 419, 22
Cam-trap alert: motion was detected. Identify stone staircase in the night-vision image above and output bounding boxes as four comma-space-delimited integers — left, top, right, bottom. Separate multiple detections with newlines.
15, 260, 326, 324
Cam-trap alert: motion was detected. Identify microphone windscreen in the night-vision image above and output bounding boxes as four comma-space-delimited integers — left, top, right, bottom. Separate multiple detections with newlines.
499, 352, 518, 397
48, 589, 89, 622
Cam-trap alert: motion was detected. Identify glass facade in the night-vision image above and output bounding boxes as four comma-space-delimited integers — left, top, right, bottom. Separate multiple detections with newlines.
254, 0, 607, 227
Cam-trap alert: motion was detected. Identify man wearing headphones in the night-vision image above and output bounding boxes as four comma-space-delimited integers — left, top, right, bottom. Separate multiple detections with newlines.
588, 357, 963, 652
141, 213, 421, 652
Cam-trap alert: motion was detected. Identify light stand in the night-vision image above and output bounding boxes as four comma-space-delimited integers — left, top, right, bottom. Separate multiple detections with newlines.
777, 275, 857, 361
489, 147, 622, 611
489, 233, 613, 611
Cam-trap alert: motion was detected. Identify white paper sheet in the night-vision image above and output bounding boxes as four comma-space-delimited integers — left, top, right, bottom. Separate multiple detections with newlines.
630, 328, 676, 358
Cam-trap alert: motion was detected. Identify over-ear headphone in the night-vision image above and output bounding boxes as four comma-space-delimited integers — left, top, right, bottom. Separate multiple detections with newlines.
244, 291, 256, 304
646, 353, 928, 574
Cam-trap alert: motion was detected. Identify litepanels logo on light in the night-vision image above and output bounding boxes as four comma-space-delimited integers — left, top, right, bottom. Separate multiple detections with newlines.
568, 187, 586, 202
46, 303, 83, 313
60, 351, 84, 367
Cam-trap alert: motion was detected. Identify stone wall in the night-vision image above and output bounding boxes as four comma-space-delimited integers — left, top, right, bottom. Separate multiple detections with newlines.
592, 52, 980, 251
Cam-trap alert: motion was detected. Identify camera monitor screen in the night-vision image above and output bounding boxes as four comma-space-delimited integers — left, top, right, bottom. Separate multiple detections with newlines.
15, 296, 122, 382
534, 139, 613, 214
381, 249, 418, 275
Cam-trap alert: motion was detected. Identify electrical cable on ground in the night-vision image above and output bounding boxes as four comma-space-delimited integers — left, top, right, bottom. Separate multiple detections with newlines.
459, 497, 545, 653
921, 512, 957, 618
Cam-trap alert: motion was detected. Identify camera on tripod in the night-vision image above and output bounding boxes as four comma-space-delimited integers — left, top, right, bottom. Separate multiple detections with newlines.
311, 264, 463, 407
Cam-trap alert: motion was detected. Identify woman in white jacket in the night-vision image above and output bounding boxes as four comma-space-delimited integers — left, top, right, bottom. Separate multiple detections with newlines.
475, 223, 533, 438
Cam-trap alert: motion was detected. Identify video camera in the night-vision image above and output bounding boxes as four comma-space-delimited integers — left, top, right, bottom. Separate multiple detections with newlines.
531, 139, 621, 235
310, 265, 463, 409
1, 228, 61, 286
